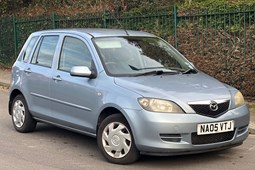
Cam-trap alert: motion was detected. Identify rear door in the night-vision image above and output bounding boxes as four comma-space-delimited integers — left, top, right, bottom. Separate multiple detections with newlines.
23, 35, 60, 118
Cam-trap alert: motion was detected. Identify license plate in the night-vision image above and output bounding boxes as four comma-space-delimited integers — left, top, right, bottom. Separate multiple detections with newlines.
197, 120, 234, 135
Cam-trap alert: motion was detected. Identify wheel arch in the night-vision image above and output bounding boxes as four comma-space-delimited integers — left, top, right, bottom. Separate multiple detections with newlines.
9, 89, 24, 115
96, 107, 129, 134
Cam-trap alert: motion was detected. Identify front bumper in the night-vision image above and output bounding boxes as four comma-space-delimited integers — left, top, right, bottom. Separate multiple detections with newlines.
124, 104, 250, 155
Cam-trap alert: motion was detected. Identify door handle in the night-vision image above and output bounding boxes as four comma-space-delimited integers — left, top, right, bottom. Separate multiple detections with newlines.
52, 75, 62, 81
24, 68, 32, 74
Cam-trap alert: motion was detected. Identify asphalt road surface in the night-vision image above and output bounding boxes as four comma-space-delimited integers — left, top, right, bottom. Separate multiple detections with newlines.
0, 89, 254, 170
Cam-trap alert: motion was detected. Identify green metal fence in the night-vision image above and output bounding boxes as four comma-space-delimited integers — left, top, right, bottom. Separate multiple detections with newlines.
0, 5, 254, 97
0, 18, 15, 66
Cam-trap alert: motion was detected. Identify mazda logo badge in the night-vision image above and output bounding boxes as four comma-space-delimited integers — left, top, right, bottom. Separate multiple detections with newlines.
209, 101, 218, 111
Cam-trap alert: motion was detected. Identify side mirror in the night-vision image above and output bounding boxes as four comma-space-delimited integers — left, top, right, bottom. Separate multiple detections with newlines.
70, 66, 96, 78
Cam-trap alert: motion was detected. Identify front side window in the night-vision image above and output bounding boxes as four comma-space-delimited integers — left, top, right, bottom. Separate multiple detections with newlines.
94, 37, 195, 76
59, 36, 92, 72
31, 36, 59, 67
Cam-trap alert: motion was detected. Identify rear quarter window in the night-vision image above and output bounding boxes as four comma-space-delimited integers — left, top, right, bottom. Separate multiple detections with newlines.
23, 36, 39, 62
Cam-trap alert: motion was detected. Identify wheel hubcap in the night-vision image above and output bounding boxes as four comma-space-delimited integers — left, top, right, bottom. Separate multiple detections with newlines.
102, 122, 132, 158
111, 135, 121, 146
12, 100, 25, 128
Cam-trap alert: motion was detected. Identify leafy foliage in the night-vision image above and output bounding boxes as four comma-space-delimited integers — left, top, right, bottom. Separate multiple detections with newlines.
1, 0, 255, 17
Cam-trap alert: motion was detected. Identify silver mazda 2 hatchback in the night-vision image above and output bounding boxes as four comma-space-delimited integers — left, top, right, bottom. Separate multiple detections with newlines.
9, 29, 250, 164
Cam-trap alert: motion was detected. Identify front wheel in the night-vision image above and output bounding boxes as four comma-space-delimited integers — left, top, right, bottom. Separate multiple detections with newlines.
97, 114, 140, 164
11, 95, 37, 133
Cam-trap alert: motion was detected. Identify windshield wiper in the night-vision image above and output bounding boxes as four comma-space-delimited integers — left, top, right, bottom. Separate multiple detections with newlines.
182, 68, 197, 74
134, 70, 179, 77
129, 66, 165, 71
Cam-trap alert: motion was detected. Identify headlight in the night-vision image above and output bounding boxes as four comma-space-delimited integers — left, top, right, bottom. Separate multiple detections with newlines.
234, 91, 245, 108
138, 98, 184, 113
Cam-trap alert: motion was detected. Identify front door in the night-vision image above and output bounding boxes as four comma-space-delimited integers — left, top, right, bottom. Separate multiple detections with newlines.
50, 36, 99, 134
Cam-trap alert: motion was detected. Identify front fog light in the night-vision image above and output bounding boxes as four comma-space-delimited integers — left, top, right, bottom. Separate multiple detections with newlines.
138, 98, 184, 113
234, 91, 245, 108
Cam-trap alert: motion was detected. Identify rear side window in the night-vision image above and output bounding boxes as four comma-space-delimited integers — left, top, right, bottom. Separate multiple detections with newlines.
23, 36, 38, 62
31, 35, 59, 67
59, 36, 92, 72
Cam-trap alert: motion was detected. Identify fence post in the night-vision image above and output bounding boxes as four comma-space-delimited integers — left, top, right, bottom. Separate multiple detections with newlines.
102, 11, 107, 28
173, 5, 178, 49
13, 16, 18, 58
52, 12, 57, 28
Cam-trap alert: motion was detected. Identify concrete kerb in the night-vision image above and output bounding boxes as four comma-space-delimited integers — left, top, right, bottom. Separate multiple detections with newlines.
0, 70, 254, 134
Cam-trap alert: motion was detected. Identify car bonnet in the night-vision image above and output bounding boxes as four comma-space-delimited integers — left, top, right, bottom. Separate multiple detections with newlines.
113, 72, 231, 104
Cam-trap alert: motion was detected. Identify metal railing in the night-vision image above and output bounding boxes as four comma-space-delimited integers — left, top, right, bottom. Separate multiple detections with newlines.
0, 4, 254, 97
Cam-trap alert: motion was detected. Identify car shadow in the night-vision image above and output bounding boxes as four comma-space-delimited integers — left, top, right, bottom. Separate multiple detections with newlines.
32, 122, 102, 157
136, 149, 234, 167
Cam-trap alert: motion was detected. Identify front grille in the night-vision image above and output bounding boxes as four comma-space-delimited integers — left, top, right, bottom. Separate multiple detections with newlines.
191, 130, 235, 145
189, 100, 230, 117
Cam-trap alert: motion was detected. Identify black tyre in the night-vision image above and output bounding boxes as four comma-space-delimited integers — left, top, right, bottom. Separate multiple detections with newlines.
97, 114, 140, 164
11, 95, 37, 133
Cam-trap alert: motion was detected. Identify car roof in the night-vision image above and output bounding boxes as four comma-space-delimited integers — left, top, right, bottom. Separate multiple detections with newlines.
32, 28, 156, 38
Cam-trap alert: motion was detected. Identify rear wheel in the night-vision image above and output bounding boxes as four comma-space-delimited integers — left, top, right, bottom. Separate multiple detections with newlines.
11, 95, 37, 133
97, 114, 140, 164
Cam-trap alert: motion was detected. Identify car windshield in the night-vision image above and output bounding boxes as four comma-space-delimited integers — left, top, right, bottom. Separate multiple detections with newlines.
93, 36, 195, 76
